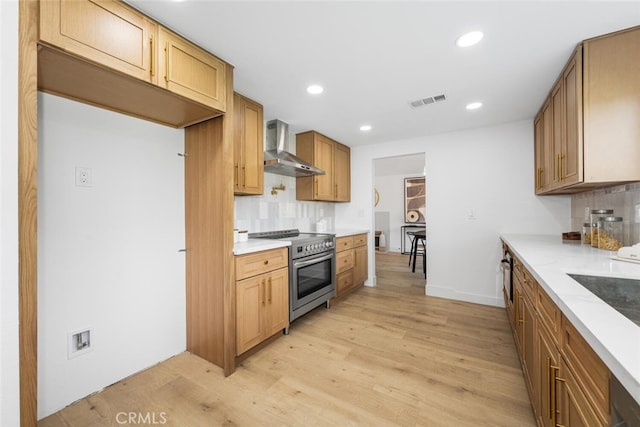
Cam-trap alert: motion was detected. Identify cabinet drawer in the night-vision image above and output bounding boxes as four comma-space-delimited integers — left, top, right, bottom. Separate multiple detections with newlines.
336, 250, 354, 274
336, 270, 354, 295
561, 316, 610, 424
353, 233, 367, 247
537, 285, 561, 345
235, 247, 288, 280
336, 236, 354, 252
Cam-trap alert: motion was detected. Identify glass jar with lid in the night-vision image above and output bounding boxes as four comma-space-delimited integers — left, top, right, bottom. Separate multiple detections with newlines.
597, 216, 624, 251
582, 223, 594, 245
590, 209, 614, 248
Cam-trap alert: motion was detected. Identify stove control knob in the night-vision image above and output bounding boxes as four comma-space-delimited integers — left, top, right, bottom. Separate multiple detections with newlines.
305, 245, 310, 251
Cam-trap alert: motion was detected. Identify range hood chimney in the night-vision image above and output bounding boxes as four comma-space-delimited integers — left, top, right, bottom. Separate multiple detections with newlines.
264, 119, 325, 177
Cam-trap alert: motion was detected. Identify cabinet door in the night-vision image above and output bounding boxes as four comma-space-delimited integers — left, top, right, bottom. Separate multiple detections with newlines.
584, 27, 640, 182
157, 27, 227, 112
561, 316, 610, 424
522, 293, 537, 408
353, 244, 368, 286
561, 49, 582, 185
236, 276, 265, 355
334, 143, 351, 202
264, 268, 289, 337
40, 0, 156, 83
534, 113, 547, 193
234, 93, 264, 195
537, 324, 560, 427
314, 135, 335, 200
557, 358, 607, 427
551, 80, 563, 190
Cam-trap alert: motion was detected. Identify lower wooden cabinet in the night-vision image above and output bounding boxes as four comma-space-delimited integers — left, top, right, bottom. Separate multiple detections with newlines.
506, 249, 611, 427
334, 233, 368, 300
557, 358, 607, 427
537, 322, 560, 427
235, 248, 289, 355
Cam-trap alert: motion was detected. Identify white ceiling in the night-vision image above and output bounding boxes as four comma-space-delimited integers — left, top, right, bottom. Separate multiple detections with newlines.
126, 1, 640, 147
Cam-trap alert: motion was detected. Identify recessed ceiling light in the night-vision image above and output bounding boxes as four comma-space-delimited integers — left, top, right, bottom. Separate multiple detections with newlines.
466, 102, 483, 110
456, 31, 484, 48
306, 84, 324, 95
360, 125, 372, 132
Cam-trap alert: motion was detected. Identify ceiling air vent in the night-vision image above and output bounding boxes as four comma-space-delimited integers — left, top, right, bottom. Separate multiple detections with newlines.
410, 94, 446, 108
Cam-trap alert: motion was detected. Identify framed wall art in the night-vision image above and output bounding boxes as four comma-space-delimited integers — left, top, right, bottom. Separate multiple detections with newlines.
404, 177, 425, 224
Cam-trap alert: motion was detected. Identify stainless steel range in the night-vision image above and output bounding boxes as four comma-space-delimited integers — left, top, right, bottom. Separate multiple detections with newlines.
250, 229, 336, 323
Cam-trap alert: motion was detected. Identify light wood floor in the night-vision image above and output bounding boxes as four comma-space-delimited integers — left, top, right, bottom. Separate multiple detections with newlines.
40, 251, 536, 426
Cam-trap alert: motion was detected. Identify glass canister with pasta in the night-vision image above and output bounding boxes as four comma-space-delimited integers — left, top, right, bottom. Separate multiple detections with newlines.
597, 216, 624, 251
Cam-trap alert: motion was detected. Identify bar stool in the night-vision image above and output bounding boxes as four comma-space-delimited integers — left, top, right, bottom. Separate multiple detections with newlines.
408, 230, 426, 278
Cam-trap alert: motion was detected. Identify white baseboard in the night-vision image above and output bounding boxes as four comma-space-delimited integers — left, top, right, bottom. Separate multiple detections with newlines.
425, 284, 505, 308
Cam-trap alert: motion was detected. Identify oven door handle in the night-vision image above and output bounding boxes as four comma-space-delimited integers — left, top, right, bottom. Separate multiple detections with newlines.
294, 252, 334, 268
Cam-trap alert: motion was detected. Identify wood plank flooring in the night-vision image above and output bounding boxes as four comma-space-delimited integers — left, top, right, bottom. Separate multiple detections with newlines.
40, 251, 535, 426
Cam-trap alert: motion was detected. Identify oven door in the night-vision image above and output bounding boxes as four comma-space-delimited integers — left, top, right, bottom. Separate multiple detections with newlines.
291, 251, 335, 311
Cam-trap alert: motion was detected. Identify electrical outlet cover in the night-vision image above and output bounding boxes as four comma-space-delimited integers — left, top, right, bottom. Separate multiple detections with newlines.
75, 166, 93, 187
68, 327, 94, 359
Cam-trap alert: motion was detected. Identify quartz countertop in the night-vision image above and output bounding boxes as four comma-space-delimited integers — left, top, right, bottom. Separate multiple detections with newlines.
501, 234, 640, 404
328, 229, 370, 238
233, 239, 290, 256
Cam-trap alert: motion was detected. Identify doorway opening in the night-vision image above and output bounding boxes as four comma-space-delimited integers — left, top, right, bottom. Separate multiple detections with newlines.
372, 153, 426, 289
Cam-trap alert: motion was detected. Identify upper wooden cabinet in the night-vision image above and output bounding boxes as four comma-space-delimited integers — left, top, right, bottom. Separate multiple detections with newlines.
38, 0, 230, 128
534, 26, 640, 194
40, 0, 157, 83
295, 131, 351, 202
233, 93, 264, 195
157, 26, 227, 112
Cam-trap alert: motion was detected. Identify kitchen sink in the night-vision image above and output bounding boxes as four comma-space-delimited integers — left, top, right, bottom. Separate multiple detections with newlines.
568, 274, 640, 327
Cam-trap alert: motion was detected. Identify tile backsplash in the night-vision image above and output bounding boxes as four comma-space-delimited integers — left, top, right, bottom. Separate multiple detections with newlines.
234, 172, 335, 233
571, 183, 640, 245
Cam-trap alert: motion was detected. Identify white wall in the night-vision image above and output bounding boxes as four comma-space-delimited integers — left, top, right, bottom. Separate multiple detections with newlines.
37, 93, 186, 418
336, 120, 571, 306
0, 1, 20, 426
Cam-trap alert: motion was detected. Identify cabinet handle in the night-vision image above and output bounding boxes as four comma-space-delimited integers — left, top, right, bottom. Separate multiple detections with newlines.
242, 165, 246, 188
263, 260, 269, 265
557, 154, 561, 181
560, 153, 565, 180
149, 36, 155, 77
261, 279, 266, 305
235, 163, 239, 187
315, 178, 318, 197
550, 364, 566, 426
335, 183, 338, 198
164, 42, 170, 82
268, 277, 272, 303
518, 296, 524, 324
547, 357, 552, 419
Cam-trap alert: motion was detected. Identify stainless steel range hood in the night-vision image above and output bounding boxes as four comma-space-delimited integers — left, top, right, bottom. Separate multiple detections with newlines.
264, 119, 325, 177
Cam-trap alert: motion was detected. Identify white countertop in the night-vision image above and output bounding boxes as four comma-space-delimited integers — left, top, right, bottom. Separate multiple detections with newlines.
233, 239, 290, 255
501, 234, 640, 404
328, 228, 369, 238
